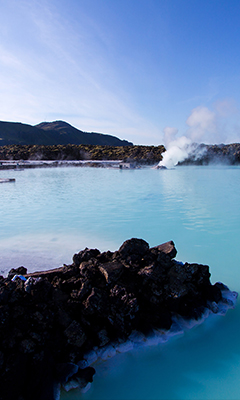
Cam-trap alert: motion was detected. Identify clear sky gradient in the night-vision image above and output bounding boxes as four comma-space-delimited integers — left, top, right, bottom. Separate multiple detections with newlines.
1, 0, 240, 145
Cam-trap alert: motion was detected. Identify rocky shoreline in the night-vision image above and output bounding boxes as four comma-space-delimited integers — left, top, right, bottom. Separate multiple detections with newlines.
0, 144, 165, 167
0, 159, 125, 171
179, 143, 240, 165
1, 143, 240, 168
0, 239, 237, 400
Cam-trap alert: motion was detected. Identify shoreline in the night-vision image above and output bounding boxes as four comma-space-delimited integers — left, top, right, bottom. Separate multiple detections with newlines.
66, 286, 237, 397
0, 238, 238, 400
0, 159, 127, 170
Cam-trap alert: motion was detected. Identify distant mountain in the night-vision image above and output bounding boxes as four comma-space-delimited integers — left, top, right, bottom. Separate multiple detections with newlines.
0, 120, 133, 146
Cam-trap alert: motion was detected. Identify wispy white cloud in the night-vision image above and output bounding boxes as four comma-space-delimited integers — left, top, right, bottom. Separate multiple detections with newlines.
0, 0, 163, 143
1, 1, 239, 145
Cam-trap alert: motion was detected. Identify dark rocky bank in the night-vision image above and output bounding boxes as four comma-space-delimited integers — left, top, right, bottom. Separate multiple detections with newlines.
0, 144, 165, 166
1, 143, 240, 168
0, 239, 236, 400
179, 143, 240, 165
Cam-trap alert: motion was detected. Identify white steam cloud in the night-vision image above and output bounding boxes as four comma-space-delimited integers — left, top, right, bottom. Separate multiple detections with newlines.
162, 126, 179, 147
160, 131, 193, 168
186, 106, 216, 142
158, 99, 240, 168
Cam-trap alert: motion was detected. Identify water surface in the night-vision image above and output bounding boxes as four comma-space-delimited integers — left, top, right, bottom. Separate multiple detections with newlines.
0, 165, 239, 399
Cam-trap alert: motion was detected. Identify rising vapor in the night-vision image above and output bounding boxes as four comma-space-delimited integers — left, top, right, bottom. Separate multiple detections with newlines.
158, 100, 240, 168
159, 135, 193, 168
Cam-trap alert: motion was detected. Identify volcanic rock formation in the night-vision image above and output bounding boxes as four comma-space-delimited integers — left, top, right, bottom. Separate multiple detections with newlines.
0, 239, 236, 400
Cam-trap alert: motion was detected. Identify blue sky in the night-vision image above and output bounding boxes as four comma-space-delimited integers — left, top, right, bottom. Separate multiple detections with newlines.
0, 0, 240, 145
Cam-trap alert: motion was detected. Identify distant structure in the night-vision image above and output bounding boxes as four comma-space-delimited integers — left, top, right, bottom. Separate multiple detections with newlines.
119, 162, 137, 169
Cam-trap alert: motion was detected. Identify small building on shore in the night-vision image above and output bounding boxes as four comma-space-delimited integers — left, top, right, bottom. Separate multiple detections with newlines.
119, 162, 137, 169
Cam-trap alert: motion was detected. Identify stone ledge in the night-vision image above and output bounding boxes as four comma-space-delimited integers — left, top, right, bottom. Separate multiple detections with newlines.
0, 239, 237, 400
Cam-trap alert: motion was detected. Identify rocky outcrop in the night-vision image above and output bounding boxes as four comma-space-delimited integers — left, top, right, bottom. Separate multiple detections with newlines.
178, 143, 240, 165
0, 143, 165, 165
0, 239, 236, 400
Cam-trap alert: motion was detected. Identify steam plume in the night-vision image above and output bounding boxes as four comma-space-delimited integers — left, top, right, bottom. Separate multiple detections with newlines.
159, 132, 193, 168
158, 100, 240, 168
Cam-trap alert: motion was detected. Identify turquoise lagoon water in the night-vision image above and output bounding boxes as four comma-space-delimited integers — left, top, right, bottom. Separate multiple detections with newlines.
1, 165, 240, 399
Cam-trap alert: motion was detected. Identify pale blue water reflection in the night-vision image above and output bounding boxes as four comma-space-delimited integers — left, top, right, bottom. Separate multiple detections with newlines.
1, 165, 240, 399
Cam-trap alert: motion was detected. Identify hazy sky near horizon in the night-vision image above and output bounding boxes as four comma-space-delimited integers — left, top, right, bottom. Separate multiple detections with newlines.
1, 0, 240, 145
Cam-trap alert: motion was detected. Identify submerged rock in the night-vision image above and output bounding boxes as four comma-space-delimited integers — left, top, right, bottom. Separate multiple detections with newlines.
0, 238, 237, 400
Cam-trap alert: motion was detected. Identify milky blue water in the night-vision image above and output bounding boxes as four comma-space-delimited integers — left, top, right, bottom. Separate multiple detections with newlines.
1, 165, 240, 399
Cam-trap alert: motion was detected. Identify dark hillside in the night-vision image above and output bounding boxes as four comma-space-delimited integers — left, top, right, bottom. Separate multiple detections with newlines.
35, 121, 132, 146
0, 120, 132, 147
0, 121, 57, 146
